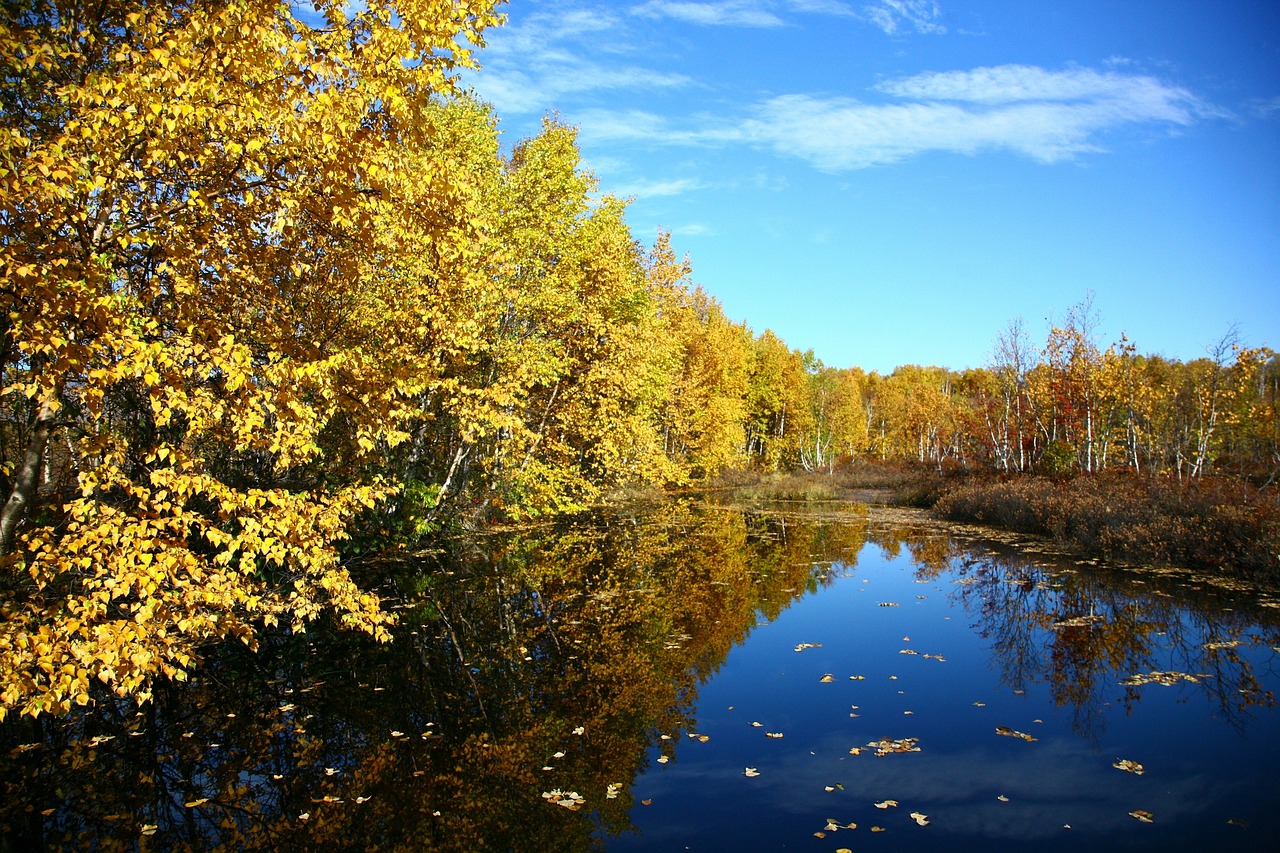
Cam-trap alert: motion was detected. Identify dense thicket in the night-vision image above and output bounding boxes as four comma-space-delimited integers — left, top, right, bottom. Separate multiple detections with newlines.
2, 2, 1275, 719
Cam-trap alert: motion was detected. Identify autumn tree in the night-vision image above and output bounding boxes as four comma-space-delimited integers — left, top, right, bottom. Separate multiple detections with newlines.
0, 0, 503, 718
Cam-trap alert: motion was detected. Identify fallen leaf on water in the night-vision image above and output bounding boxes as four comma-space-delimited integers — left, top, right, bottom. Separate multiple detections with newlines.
766, 732, 784, 739
794, 642, 822, 652
656, 755, 669, 764
542, 789, 585, 811
871, 826, 885, 832
140, 824, 158, 836
899, 649, 918, 655
813, 831, 827, 838
750, 721, 763, 728
1130, 810, 1154, 823
298, 812, 310, 821
997, 795, 1009, 802
973, 702, 986, 707
606, 784, 621, 799
849, 747, 863, 755
184, 798, 208, 808
910, 811, 929, 826
820, 674, 835, 683
552, 751, 566, 759
825, 786, 835, 792
1113, 759, 1145, 775
850, 675, 866, 681
995, 725, 1037, 742
866, 737, 920, 756
838, 848, 853, 853
390, 730, 404, 738
324, 767, 338, 776
1120, 670, 1202, 687
874, 800, 898, 809
641, 799, 653, 806
355, 796, 372, 804
572, 726, 585, 735
744, 767, 761, 777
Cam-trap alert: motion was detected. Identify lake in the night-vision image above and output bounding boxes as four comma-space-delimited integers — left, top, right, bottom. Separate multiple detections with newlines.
3, 497, 1278, 850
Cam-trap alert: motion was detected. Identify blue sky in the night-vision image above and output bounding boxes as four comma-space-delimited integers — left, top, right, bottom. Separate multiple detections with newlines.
462, 0, 1279, 374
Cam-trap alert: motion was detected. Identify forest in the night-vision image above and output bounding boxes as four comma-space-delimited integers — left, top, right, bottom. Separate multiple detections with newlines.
2, 1, 1277, 721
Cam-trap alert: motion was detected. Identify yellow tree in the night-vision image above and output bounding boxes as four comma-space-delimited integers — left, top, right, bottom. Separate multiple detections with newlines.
0, 1, 503, 718
647, 234, 750, 480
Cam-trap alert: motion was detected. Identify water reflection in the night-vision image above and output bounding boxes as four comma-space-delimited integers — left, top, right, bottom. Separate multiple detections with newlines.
941, 531, 1279, 744
2, 499, 1277, 850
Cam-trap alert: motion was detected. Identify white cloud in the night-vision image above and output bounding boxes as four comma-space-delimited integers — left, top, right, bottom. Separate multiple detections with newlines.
861, 0, 945, 35
745, 65, 1205, 169
876, 65, 1196, 112
470, 7, 692, 115
610, 177, 707, 198
630, 0, 858, 27
576, 64, 1208, 171
631, 1, 786, 27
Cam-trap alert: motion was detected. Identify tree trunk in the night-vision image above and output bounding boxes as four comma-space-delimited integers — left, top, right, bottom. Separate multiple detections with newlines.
0, 387, 62, 558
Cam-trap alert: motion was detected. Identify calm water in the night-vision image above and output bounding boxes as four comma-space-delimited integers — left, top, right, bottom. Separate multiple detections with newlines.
3, 498, 1278, 851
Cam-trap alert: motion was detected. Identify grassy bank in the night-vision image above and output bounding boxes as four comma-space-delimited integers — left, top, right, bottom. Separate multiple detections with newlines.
710, 464, 1280, 584
933, 473, 1280, 582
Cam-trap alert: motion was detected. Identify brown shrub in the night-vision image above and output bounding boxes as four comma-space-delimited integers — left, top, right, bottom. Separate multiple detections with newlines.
935, 473, 1280, 582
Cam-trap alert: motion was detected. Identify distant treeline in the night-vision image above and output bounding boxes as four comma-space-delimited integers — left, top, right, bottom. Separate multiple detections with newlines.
1, 3, 1275, 719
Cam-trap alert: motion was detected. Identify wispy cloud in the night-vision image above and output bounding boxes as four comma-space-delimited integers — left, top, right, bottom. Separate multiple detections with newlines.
610, 177, 707, 198
630, 0, 858, 27
631, 1, 786, 27
861, 0, 945, 35
749, 65, 1206, 169
573, 64, 1211, 171
472, 7, 692, 115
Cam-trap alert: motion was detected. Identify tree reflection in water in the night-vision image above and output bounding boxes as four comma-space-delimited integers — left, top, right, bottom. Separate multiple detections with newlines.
940, 530, 1279, 745
2, 499, 1277, 850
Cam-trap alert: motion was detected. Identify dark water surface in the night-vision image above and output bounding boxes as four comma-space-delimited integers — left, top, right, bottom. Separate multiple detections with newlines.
3, 499, 1279, 850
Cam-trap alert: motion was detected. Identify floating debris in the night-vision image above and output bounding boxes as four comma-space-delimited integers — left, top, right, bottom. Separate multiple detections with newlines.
879, 602, 901, 608
1052, 615, 1104, 629
1129, 809, 1155, 823
542, 790, 585, 811
1120, 671, 1203, 687
866, 737, 921, 756
995, 726, 1037, 742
